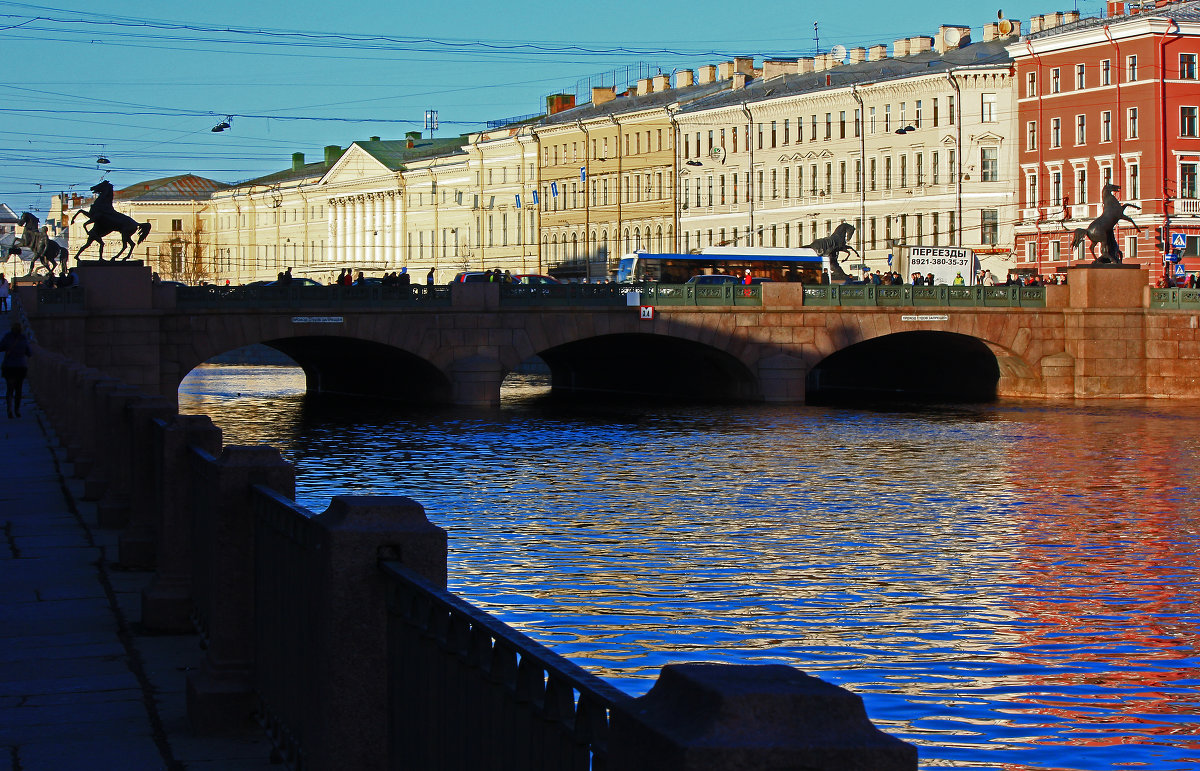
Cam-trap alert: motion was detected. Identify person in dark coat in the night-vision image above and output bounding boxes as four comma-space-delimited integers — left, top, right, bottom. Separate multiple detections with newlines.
0, 322, 33, 419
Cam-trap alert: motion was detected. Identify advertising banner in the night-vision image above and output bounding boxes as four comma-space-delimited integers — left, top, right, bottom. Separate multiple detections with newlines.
906, 247, 977, 286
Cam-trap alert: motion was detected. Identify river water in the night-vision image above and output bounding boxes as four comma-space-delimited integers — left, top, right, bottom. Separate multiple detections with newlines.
179, 364, 1200, 771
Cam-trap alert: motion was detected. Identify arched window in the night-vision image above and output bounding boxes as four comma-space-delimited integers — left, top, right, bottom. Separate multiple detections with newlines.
655, 226, 664, 251
551, 234, 558, 260
572, 232, 579, 259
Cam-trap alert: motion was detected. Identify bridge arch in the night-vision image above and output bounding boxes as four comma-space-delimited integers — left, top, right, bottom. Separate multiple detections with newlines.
806, 329, 1036, 403
176, 333, 453, 404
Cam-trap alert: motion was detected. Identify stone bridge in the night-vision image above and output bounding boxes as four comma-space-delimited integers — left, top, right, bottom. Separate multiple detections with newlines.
22, 262, 1200, 407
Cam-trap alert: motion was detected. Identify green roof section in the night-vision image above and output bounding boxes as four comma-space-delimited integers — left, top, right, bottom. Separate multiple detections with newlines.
354, 135, 470, 170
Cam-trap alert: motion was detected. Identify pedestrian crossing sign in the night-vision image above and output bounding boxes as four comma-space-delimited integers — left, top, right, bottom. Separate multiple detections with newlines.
1171, 232, 1187, 250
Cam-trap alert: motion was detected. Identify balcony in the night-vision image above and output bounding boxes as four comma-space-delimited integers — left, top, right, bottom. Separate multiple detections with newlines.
1175, 197, 1200, 216
1070, 203, 1092, 220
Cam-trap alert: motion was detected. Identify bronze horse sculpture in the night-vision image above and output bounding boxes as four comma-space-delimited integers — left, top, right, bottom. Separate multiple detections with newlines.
1068, 183, 1141, 263
804, 222, 860, 281
70, 180, 152, 261
12, 211, 69, 277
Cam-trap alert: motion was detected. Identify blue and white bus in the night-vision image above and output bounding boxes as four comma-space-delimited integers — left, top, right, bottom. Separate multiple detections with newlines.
616, 247, 826, 283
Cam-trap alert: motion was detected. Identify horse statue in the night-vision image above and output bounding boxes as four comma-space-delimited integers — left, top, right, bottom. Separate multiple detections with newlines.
804, 222, 859, 281
70, 180, 152, 262
14, 212, 69, 277
1068, 183, 1141, 264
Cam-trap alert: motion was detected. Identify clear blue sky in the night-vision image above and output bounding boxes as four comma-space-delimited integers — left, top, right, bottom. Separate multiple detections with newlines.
3, 0, 1105, 218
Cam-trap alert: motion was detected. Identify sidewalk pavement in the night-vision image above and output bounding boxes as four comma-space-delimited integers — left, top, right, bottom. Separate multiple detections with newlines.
0, 395, 277, 770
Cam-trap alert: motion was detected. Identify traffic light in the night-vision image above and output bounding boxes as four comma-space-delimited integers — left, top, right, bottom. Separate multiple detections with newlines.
1155, 226, 1166, 250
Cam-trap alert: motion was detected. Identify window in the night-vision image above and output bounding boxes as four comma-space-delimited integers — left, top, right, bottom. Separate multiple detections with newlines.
1052, 171, 1062, 205
770, 121, 777, 147
915, 153, 924, 186
1051, 117, 1062, 148
1182, 106, 1199, 137
854, 108, 861, 137
869, 158, 877, 191
757, 123, 763, 149
915, 101, 922, 127
948, 95, 955, 124
885, 104, 891, 133
1128, 107, 1139, 138
1075, 63, 1085, 90
1183, 53, 1198, 80
982, 210, 998, 246
982, 93, 997, 122
1127, 162, 1140, 199
933, 98, 940, 127
1076, 114, 1086, 145
811, 115, 817, 141
1076, 168, 1088, 205
869, 106, 876, 133
900, 155, 907, 188
1027, 121, 1038, 151
783, 119, 789, 144
932, 151, 940, 185
1026, 71, 1037, 97
1101, 59, 1111, 85
1027, 172, 1039, 207
1127, 55, 1138, 82
1051, 68, 1061, 93
1050, 239, 1060, 262
982, 148, 999, 182
1183, 163, 1199, 198
839, 111, 846, 139
1025, 242, 1037, 263
885, 156, 892, 189
839, 161, 846, 193
825, 113, 832, 140
171, 218, 183, 232
1101, 111, 1112, 142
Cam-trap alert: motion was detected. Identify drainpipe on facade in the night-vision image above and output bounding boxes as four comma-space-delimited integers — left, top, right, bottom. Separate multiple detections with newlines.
741, 102, 755, 246
1026, 39, 1047, 276
526, 126, 542, 273
851, 86, 866, 257
472, 136, 485, 270
609, 114, 622, 281
578, 119, 592, 276
667, 104, 680, 253
947, 72, 963, 248
1160, 17, 1182, 280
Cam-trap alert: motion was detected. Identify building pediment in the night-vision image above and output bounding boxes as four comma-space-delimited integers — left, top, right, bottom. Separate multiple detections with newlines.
320, 145, 394, 187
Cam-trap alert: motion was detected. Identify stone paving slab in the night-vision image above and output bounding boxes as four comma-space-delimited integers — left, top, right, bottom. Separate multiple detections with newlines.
0, 400, 278, 770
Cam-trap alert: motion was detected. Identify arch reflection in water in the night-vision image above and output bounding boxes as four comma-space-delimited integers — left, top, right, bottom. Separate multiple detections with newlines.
178, 365, 1200, 771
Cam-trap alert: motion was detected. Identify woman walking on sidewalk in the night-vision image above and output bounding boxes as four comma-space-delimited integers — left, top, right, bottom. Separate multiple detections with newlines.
0, 321, 32, 418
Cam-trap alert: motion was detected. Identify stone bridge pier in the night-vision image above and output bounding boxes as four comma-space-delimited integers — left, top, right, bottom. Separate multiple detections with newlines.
23, 260, 1199, 407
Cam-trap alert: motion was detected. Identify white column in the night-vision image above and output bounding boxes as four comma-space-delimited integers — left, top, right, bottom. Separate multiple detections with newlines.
353, 197, 365, 264
372, 194, 383, 266
337, 200, 349, 264
328, 200, 337, 265
385, 193, 397, 265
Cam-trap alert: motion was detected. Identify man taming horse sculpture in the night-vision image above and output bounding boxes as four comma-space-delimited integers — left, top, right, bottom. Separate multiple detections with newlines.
804, 222, 860, 281
1069, 183, 1141, 264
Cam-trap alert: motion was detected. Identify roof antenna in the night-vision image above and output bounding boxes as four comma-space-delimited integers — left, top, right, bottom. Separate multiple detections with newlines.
813, 21, 820, 56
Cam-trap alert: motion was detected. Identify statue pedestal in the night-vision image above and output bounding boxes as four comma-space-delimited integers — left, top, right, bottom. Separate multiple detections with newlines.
76, 260, 153, 311
1067, 263, 1148, 309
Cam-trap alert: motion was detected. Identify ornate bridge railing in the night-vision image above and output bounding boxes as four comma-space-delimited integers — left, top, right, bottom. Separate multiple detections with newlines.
175, 284, 452, 309
801, 284, 1047, 308
1149, 287, 1200, 309
498, 282, 764, 307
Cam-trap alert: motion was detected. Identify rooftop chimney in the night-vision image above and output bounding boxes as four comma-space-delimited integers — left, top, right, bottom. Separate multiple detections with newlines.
324, 145, 342, 166
734, 57, 755, 76
893, 38, 910, 57
636, 78, 652, 96
936, 25, 971, 53
908, 36, 933, 54
732, 72, 748, 89
763, 59, 795, 79
676, 69, 695, 88
1064, 11, 1080, 23
291, 152, 305, 171
1028, 15, 1044, 33
849, 47, 867, 64
698, 65, 717, 84
717, 61, 735, 80
591, 86, 616, 106
796, 57, 815, 74
652, 74, 669, 92
868, 45, 887, 62
546, 93, 575, 115
1107, 1, 1125, 15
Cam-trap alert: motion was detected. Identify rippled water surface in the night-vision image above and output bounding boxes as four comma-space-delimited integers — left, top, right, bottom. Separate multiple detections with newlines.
180, 364, 1200, 771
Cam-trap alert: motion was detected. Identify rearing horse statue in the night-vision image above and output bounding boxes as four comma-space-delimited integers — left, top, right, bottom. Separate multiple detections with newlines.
804, 222, 860, 281
70, 180, 152, 261
1069, 183, 1141, 264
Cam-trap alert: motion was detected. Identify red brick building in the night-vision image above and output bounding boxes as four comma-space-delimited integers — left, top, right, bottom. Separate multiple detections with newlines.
1010, 1, 1200, 282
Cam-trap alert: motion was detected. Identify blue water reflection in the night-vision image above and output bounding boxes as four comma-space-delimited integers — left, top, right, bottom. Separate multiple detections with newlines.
179, 364, 1200, 771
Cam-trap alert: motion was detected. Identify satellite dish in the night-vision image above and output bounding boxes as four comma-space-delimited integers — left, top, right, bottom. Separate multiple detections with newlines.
998, 18, 1014, 35
831, 44, 848, 63
709, 147, 726, 163
945, 28, 962, 46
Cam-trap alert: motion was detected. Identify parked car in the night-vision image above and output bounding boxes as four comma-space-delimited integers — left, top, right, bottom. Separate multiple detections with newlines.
452, 272, 489, 283
265, 277, 322, 287
514, 274, 561, 285
685, 274, 740, 285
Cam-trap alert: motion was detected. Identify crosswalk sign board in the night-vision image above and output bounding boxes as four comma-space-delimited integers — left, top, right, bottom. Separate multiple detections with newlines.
1171, 232, 1188, 250
639, 305, 655, 320
1175, 263, 1187, 279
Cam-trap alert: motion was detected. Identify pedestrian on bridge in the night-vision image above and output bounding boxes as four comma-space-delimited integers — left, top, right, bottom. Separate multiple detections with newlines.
0, 273, 9, 313
1, 321, 32, 419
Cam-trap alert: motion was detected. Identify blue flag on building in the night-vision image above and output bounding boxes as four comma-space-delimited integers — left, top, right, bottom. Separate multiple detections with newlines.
531, 190, 539, 205
515, 194, 521, 209
580, 167, 586, 182
551, 181, 559, 197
